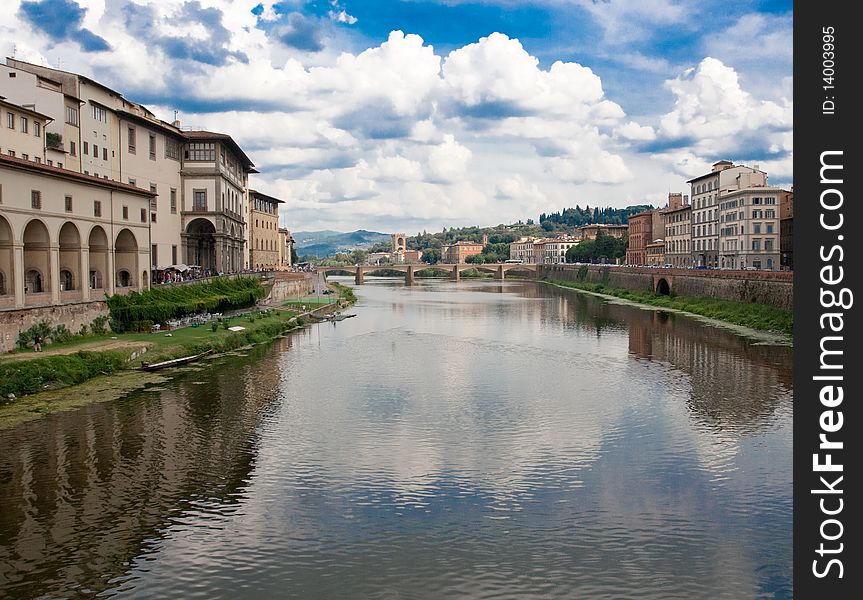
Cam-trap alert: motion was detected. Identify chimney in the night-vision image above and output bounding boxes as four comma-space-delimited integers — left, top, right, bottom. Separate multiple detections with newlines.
172, 120, 181, 128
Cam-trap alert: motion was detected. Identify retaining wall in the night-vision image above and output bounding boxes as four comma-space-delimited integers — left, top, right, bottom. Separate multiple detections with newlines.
266, 272, 315, 303
0, 301, 109, 354
540, 265, 792, 309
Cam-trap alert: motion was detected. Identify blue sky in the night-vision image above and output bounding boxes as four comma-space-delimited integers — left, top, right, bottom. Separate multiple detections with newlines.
2, 0, 792, 232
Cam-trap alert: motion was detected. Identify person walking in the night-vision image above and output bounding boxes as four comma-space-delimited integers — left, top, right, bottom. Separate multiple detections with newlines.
33, 333, 43, 352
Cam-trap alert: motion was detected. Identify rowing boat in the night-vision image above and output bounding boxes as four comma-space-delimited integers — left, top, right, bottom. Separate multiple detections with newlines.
139, 349, 213, 371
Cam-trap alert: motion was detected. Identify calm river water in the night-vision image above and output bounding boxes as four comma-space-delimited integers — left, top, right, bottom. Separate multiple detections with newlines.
0, 278, 793, 599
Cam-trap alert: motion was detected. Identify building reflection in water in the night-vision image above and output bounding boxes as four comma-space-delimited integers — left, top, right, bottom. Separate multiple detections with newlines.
0, 336, 292, 599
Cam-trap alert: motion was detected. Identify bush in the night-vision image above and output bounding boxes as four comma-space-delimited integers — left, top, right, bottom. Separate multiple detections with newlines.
106, 276, 265, 331
90, 315, 109, 335
0, 350, 130, 397
17, 322, 54, 349
78, 324, 89, 337
52, 324, 75, 343
211, 321, 220, 331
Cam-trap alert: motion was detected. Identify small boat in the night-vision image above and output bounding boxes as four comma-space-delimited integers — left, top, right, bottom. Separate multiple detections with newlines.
330, 312, 356, 321
139, 350, 213, 371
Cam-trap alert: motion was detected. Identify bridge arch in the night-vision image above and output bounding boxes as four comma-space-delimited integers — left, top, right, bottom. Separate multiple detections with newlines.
655, 277, 671, 296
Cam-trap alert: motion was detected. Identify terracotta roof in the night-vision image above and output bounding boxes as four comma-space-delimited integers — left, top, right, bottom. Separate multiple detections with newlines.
0, 153, 155, 196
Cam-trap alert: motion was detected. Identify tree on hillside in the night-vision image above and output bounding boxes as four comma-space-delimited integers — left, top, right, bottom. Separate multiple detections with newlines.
423, 248, 441, 264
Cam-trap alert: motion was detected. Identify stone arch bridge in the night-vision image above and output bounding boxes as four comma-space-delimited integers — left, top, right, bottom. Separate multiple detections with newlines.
318, 263, 539, 285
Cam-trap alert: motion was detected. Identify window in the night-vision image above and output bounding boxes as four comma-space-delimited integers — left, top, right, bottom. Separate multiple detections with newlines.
172, 245, 178, 265
122, 205, 129, 220
754, 224, 761, 234
83, 141, 89, 155
141, 208, 147, 223
765, 209, 776, 219
34, 157, 41, 164
22, 153, 29, 161
151, 212, 157, 223
65, 105, 78, 126
170, 188, 177, 213
128, 178, 136, 187
149, 134, 156, 160
21, 117, 28, 133
149, 184, 157, 211
91, 104, 107, 122
767, 223, 774, 234
57, 162, 63, 169
193, 189, 207, 211
93, 144, 98, 158
184, 142, 215, 161
6, 112, 14, 129
31, 190, 41, 209
94, 200, 102, 217
165, 138, 180, 160
752, 239, 761, 251
103, 147, 108, 161
152, 245, 158, 268
765, 239, 774, 251
7, 150, 14, 157
65, 195, 73, 212
70, 141, 76, 156
128, 127, 136, 153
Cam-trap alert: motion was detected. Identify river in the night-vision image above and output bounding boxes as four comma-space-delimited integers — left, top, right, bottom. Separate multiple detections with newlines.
0, 278, 793, 599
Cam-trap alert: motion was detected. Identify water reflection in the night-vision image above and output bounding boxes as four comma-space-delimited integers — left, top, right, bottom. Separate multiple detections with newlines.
0, 281, 792, 599
0, 337, 293, 599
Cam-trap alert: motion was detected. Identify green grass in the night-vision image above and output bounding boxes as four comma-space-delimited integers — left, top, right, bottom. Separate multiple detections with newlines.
544, 278, 793, 335
0, 351, 130, 399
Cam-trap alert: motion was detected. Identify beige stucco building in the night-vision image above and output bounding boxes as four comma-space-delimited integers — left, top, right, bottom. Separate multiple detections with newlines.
278, 227, 293, 269
663, 201, 692, 268
687, 160, 767, 268
1, 58, 258, 278
578, 223, 628, 240
2, 97, 50, 163
1, 153, 153, 309
717, 187, 781, 270
509, 237, 536, 263
248, 190, 283, 270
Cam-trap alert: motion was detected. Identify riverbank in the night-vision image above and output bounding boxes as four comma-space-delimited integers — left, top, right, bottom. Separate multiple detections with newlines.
0, 286, 355, 426
541, 277, 793, 340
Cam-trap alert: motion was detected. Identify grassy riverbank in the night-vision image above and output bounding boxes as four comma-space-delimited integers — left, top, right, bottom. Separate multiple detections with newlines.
543, 278, 793, 336
0, 310, 305, 400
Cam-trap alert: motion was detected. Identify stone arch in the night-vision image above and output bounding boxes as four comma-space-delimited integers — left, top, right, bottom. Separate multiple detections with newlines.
0, 215, 12, 296
58, 222, 81, 291
115, 228, 139, 288
23, 219, 51, 296
88, 225, 108, 290
655, 277, 670, 296
186, 218, 216, 271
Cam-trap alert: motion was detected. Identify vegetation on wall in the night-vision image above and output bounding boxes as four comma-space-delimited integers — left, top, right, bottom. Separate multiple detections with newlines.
106, 276, 265, 332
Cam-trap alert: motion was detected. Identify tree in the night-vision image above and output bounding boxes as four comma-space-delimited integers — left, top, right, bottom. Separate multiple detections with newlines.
349, 249, 368, 265
290, 246, 299, 264
422, 247, 441, 264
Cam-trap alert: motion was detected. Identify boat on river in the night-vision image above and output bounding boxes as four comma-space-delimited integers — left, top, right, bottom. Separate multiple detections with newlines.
328, 312, 356, 321
139, 350, 213, 371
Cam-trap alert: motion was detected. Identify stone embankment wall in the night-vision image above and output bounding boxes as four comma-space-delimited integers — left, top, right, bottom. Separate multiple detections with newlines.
540, 265, 793, 310
266, 272, 315, 303
0, 301, 109, 354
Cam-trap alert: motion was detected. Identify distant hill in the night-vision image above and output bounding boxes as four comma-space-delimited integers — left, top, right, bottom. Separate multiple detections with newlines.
293, 230, 391, 258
